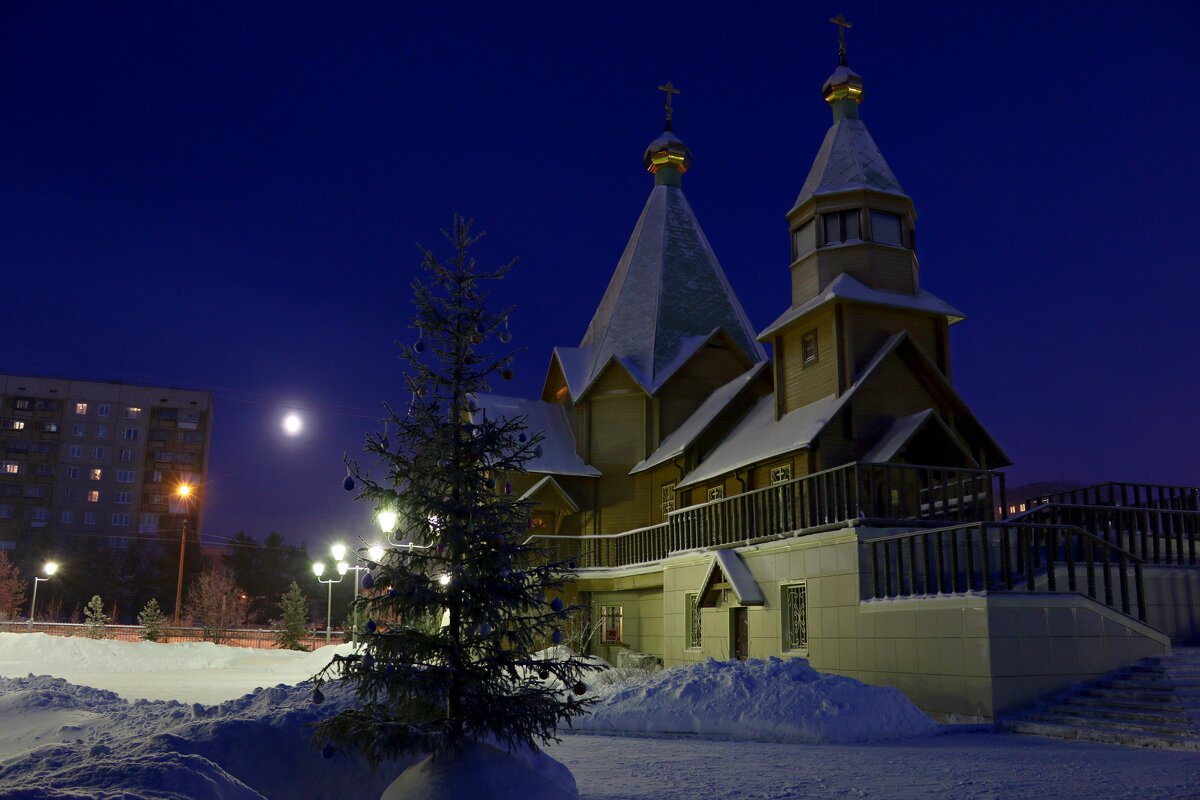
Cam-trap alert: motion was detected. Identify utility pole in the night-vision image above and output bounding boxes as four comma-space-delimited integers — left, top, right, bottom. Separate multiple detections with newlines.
173, 516, 188, 626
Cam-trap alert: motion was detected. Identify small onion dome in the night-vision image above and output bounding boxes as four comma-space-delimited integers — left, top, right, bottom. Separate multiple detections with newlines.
822, 64, 865, 105
643, 130, 692, 176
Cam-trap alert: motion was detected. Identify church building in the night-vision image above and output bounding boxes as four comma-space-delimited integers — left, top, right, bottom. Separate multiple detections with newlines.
478, 30, 1199, 723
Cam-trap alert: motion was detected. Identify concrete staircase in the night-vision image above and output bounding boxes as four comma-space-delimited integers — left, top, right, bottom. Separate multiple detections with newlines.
1003, 648, 1200, 750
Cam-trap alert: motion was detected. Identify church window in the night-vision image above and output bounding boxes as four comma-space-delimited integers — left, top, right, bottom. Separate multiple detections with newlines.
870, 210, 904, 246
782, 582, 809, 652
791, 219, 816, 260
770, 464, 793, 485
685, 593, 702, 649
822, 209, 860, 245
801, 330, 819, 365
660, 483, 676, 517
707, 485, 725, 501
600, 606, 623, 644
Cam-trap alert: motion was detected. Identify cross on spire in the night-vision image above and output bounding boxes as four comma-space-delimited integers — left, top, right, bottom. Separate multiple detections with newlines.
830, 14, 853, 66
658, 81, 680, 130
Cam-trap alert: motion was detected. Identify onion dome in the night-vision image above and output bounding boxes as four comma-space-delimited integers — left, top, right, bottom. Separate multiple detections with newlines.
822, 64, 865, 105
643, 129, 693, 185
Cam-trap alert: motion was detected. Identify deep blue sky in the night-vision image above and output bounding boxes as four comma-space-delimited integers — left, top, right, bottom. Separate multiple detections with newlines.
2, 3, 1197, 549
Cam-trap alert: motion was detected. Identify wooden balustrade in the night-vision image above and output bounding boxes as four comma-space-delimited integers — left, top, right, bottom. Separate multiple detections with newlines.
1017, 481, 1200, 514
1017, 502, 1199, 568
862, 522, 1147, 622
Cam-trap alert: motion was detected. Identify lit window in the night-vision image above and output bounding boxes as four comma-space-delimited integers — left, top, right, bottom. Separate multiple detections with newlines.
115, 492, 131, 505
121, 428, 140, 441
14, 399, 30, 410
707, 486, 725, 501
68, 446, 81, 458
116, 470, 134, 484
125, 407, 142, 420
782, 582, 809, 652
685, 593, 702, 649
870, 210, 904, 246
801, 330, 818, 366
822, 209, 861, 245
75, 402, 88, 415
2, 419, 26, 430
770, 464, 793, 485
86, 490, 99, 503
660, 483, 676, 517
84, 512, 96, 525
2, 463, 18, 475
600, 606, 623, 644
97, 404, 110, 417
89, 468, 102, 481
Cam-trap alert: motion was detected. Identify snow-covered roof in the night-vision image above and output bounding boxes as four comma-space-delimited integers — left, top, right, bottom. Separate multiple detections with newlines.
571, 183, 766, 401
698, 549, 764, 607
518, 475, 580, 513
791, 116, 904, 212
630, 362, 768, 475
472, 393, 600, 477
861, 408, 978, 467
758, 273, 965, 340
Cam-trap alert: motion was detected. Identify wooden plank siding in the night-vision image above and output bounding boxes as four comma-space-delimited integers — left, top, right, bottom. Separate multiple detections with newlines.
656, 341, 749, 442
779, 307, 838, 414
584, 365, 652, 533
847, 306, 943, 378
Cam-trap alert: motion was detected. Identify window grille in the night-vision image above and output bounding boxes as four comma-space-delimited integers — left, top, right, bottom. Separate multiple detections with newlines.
685, 593, 702, 649
660, 483, 676, 517
600, 606, 623, 644
770, 464, 792, 485
707, 486, 725, 501
782, 583, 808, 652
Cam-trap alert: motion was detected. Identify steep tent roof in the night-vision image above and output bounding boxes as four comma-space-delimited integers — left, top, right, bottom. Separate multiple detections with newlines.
574, 181, 766, 400
471, 393, 600, 477
792, 117, 904, 212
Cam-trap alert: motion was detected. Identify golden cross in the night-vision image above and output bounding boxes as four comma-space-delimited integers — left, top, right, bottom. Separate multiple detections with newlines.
658, 81, 680, 129
830, 14, 853, 64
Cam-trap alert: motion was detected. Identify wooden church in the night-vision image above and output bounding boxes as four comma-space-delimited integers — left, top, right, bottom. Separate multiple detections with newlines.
477, 32, 1200, 722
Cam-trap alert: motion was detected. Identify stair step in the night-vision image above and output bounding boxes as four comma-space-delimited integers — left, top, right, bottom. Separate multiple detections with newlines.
1044, 704, 1193, 725
1020, 712, 1195, 737
1068, 696, 1193, 714
1005, 719, 1200, 751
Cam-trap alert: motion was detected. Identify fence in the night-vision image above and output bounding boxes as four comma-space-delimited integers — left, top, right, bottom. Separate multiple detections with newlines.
0, 621, 335, 650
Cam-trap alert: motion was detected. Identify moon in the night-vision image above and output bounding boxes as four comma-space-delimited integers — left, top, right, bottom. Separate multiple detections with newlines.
282, 413, 303, 436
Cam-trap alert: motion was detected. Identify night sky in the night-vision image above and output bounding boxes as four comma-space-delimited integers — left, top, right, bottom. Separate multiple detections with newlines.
2, 3, 1197, 550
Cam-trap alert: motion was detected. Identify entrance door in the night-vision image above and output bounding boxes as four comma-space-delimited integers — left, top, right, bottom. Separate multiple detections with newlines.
732, 607, 748, 661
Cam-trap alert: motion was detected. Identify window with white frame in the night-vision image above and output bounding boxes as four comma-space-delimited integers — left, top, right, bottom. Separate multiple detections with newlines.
707, 485, 725, 501
149, 492, 165, 505
116, 470, 134, 484
121, 428, 139, 441
120, 449, 135, 462
600, 606, 623, 644
111, 513, 130, 526
139, 513, 159, 533
68, 446, 81, 458
685, 592, 702, 649
74, 402, 88, 415
84, 512, 96, 525
73, 424, 85, 436
30, 508, 48, 527
870, 210, 904, 247
68, 466, 80, 479
151, 471, 163, 484
13, 399, 30, 410
89, 468, 102, 481
782, 582, 809, 653
95, 425, 108, 438
115, 492, 131, 505
65, 488, 75, 501
125, 407, 142, 420
660, 483, 676, 517
92, 447, 105, 459
801, 329, 819, 366
2, 463, 19, 475
770, 464, 793, 484
822, 208, 861, 245
97, 404, 110, 417
61, 510, 74, 524
86, 490, 99, 503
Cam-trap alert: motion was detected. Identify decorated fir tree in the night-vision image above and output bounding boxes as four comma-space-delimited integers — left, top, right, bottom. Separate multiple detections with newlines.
313, 217, 596, 773
138, 598, 166, 642
83, 595, 106, 640
276, 581, 311, 651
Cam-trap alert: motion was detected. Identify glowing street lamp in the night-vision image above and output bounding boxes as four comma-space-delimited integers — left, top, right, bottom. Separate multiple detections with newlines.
376, 508, 398, 536
28, 561, 59, 632
312, 561, 344, 647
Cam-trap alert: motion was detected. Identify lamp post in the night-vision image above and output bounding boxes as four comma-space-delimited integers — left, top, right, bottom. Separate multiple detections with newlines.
27, 561, 58, 632
312, 561, 345, 647
172, 482, 194, 627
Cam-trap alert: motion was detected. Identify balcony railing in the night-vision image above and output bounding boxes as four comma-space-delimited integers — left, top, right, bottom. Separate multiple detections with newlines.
862, 522, 1147, 622
1015, 481, 1200, 513
527, 461, 1005, 569
1011, 502, 1199, 568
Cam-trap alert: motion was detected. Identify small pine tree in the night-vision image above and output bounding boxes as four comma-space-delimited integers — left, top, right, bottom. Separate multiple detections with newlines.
275, 581, 311, 651
0, 552, 25, 621
138, 598, 166, 642
83, 595, 106, 639
314, 217, 597, 766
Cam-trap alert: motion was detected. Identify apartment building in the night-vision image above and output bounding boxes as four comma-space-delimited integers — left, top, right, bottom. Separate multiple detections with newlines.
0, 374, 212, 552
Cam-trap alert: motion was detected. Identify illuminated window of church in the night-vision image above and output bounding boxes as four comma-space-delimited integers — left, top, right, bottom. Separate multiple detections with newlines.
707, 485, 725, 501
870, 210, 904, 246
660, 483, 676, 517
600, 606, 623, 644
801, 330, 818, 365
822, 209, 860, 245
770, 464, 792, 485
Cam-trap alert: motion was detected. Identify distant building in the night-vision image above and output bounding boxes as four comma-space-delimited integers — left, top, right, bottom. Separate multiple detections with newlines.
0, 374, 211, 552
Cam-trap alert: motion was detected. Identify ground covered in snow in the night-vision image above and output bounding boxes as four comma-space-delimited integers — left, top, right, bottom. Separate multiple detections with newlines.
0, 633, 1195, 799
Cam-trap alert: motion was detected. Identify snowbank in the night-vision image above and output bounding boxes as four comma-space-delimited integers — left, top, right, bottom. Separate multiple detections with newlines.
574, 656, 938, 743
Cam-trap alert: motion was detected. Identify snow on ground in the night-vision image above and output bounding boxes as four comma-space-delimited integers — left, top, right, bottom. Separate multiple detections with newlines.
0, 633, 1197, 799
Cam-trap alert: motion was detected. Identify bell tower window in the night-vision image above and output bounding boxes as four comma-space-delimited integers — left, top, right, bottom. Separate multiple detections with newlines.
870, 210, 904, 246
822, 210, 860, 246
791, 219, 816, 261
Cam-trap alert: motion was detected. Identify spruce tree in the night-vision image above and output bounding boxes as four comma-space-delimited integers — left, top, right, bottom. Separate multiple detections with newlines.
83, 595, 106, 639
138, 598, 166, 642
276, 581, 311, 651
313, 216, 596, 765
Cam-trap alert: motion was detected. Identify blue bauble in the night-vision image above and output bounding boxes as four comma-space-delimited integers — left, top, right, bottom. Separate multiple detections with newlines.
321, 743, 336, 759
467, 399, 478, 412
551, 629, 564, 644
568, 560, 577, 570
362, 654, 374, 670
388, 588, 398, 599
486, 477, 496, 489
365, 619, 377, 634
498, 329, 512, 344
550, 597, 564, 613
342, 475, 355, 492
504, 481, 512, 495
362, 573, 375, 590
480, 623, 493, 636
312, 688, 325, 705
518, 433, 527, 443
534, 445, 543, 458
414, 338, 427, 353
